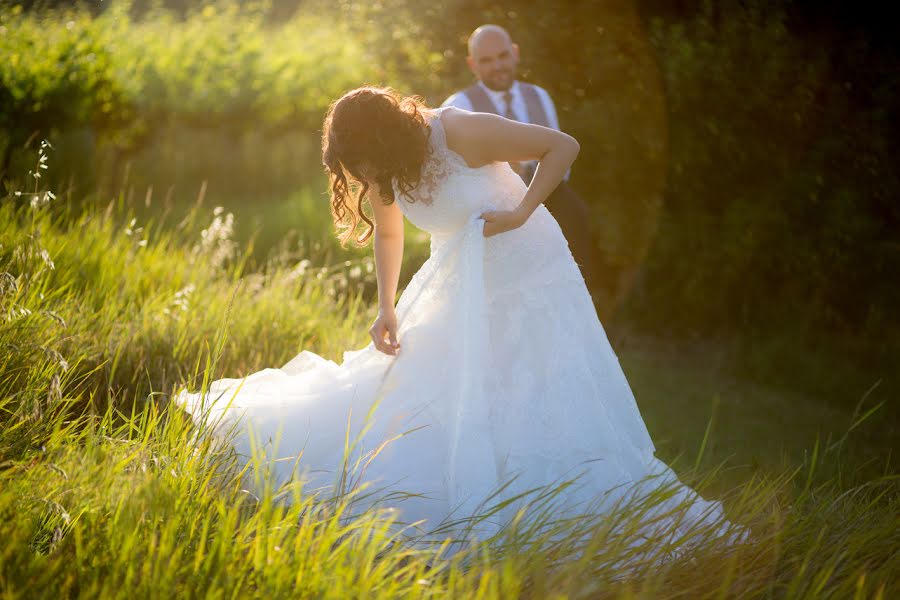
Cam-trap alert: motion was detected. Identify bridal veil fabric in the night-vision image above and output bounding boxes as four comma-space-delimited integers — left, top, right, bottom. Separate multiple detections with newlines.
175, 106, 736, 543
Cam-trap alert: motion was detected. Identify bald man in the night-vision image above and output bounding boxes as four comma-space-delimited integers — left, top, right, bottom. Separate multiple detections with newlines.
442, 24, 601, 296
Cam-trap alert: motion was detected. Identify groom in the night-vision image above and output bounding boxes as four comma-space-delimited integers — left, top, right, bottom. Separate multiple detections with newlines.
442, 24, 600, 296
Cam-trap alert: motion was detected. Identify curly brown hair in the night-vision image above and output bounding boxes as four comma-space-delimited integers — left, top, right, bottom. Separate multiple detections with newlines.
322, 86, 432, 246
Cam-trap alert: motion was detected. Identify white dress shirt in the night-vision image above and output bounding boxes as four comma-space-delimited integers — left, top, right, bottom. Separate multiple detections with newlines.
441, 80, 570, 182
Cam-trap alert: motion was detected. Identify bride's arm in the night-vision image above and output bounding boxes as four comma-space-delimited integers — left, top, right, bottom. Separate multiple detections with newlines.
368, 180, 404, 355
442, 107, 580, 236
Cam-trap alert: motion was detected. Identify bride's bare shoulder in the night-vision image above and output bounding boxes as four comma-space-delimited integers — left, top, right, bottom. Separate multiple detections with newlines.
438, 106, 503, 168
438, 105, 501, 129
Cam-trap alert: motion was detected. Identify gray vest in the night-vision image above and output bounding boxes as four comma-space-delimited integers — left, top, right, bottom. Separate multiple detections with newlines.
462, 82, 550, 184
462, 82, 550, 127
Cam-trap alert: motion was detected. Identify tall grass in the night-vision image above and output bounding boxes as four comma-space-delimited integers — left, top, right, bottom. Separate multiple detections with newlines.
1, 359, 896, 597
1, 147, 897, 598
0, 141, 376, 434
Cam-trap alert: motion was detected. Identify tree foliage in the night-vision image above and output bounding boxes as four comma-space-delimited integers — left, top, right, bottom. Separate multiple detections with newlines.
2, 0, 897, 355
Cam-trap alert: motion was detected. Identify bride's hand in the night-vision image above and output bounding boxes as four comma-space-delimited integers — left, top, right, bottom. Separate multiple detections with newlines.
369, 309, 400, 355
480, 208, 527, 237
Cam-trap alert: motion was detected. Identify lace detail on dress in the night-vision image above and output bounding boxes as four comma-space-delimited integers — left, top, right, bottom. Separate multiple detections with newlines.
395, 108, 466, 206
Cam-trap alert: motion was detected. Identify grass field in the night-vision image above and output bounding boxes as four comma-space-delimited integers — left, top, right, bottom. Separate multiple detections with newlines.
1, 150, 897, 598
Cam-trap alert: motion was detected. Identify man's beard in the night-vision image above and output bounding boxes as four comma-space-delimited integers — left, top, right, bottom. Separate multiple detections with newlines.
482, 70, 514, 91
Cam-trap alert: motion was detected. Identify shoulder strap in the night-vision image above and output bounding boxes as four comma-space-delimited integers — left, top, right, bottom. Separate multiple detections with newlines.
519, 83, 550, 127
426, 108, 449, 150
462, 84, 499, 115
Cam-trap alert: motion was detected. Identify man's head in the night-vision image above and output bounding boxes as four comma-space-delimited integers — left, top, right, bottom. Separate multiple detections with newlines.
466, 24, 519, 91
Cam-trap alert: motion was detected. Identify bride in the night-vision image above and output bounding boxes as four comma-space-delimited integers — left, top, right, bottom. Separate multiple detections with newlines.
176, 86, 737, 544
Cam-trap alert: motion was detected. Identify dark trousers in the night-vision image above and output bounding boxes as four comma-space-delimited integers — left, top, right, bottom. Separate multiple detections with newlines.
543, 181, 601, 295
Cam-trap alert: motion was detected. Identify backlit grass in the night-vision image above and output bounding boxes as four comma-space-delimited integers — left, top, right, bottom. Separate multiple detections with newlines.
1, 147, 897, 599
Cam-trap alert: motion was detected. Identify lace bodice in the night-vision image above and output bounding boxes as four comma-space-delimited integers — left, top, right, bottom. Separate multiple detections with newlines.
391, 106, 585, 295
392, 106, 526, 240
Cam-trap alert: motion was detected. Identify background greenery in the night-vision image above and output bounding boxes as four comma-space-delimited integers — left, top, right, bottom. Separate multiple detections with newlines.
3, 0, 897, 396
1, 0, 896, 450
2, 0, 898, 596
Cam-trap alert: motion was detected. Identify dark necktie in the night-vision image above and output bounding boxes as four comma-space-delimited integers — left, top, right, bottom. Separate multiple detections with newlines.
501, 90, 530, 182
502, 91, 519, 121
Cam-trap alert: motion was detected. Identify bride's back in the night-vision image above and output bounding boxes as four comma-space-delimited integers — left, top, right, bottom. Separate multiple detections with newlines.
393, 106, 584, 295
391, 107, 519, 235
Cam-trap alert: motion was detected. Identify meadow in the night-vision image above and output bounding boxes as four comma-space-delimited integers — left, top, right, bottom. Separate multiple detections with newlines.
2, 1, 898, 597
1, 136, 896, 599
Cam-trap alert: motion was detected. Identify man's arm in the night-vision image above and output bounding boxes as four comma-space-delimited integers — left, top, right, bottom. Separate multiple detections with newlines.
535, 86, 561, 131
440, 92, 474, 111
535, 85, 569, 181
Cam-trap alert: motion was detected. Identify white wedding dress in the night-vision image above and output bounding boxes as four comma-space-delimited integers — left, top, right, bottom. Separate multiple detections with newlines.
175, 106, 736, 544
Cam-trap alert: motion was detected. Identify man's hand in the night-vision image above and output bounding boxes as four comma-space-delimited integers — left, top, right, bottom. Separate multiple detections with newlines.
481, 208, 527, 237
369, 309, 400, 355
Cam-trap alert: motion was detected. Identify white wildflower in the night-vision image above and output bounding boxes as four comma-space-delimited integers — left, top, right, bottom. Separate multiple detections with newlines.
30, 191, 53, 209
196, 210, 237, 269
287, 258, 312, 282
39, 249, 55, 270
166, 284, 196, 315
125, 218, 141, 237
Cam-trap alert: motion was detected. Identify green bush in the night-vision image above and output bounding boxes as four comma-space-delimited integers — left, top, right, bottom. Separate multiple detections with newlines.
0, 2, 392, 171
637, 5, 900, 339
